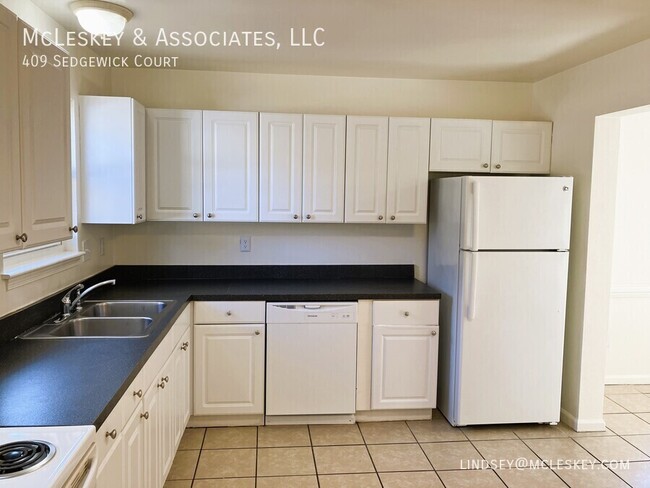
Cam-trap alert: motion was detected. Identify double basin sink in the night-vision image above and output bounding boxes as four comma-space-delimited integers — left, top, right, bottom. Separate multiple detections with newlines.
21, 301, 173, 339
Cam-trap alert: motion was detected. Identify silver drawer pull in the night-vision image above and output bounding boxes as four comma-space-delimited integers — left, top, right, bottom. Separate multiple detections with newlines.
255, 330, 261, 336
133, 389, 143, 398
158, 381, 165, 389
105, 429, 117, 439
162, 376, 169, 383
181, 342, 189, 351
226, 311, 232, 316
431, 330, 437, 336
141, 411, 149, 420
404, 311, 410, 317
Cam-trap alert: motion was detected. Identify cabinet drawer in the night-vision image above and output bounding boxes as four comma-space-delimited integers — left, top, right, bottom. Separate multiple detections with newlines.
143, 328, 175, 389
194, 301, 265, 324
121, 371, 145, 427
373, 300, 439, 326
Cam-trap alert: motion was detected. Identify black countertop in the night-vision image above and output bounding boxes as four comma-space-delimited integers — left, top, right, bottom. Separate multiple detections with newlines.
0, 265, 440, 429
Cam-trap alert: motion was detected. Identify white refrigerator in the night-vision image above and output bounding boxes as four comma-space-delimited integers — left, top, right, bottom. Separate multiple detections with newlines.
427, 176, 573, 426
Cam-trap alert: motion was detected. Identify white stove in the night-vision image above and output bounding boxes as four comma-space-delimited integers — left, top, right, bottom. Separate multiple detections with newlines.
0, 426, 96, 488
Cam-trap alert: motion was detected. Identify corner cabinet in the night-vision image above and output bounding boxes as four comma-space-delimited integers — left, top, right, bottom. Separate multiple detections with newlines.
146, 109, 203, 221
371, 300, 439, 409
0, 14, 73, 252
79, 96, 146, 224
259, 113, 303, 222
430, 118, 552, 174
193, 301, 266, 417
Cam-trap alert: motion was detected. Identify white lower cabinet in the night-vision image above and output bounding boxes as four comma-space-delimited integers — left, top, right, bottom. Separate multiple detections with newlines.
194, 323, 265, 415
193, 301, 266, 417
95, 306, 191, 488
371, 300, 440, 410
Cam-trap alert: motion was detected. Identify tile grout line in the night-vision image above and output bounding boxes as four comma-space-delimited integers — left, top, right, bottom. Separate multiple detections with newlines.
405, 419, 447, 487
306, 425, 321, 488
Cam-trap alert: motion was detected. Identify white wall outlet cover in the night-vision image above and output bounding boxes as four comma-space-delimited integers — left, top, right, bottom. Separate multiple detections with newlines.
81, 239, 93, 262
240, 236, 251, 252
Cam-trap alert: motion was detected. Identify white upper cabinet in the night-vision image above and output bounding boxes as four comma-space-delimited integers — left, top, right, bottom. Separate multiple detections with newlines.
386, 117, 430, 224
203, 111, 259, 222
18, 21, 73, 248
79, 96, 146, 224
0, 6, 20, 252
259, 113, 303, 222
302, 114, 346, 223
430, 119, 552, 174
146, 109, 203, 221
345, 116, 389, 223
429, 118, 492, 173
491, 121, 552, 174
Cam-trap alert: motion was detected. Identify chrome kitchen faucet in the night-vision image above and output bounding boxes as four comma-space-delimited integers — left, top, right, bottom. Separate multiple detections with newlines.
61, 279, 116, 318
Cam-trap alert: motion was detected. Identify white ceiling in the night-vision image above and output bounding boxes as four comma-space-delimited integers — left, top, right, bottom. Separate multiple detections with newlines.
31, 0, 650, 82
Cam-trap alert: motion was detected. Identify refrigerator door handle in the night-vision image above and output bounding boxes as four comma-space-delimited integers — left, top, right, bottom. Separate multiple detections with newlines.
467, 252, 479, 320
471, 179, 480, 251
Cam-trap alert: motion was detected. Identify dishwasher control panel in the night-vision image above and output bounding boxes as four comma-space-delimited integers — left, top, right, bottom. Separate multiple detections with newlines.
266, 302, 357, 323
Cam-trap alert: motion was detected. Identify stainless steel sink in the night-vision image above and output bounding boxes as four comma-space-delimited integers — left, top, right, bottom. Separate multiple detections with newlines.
47, 317, 153, 337
20, 300, 173, 339
79, 301, 170, 318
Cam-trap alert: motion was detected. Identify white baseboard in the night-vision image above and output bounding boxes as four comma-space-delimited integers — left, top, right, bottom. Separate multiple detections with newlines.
605, 375, 650, 384
355, 409, 432, 422
561, 408, 607, 433
188, 414, 264, 427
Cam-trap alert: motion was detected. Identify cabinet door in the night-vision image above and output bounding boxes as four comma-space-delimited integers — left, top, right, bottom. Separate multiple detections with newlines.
96, 431, 124, 488
0, 7, 20, 252
203, 111, 258, 222
491, 121, 552, 174
371, 325, 439, 409
18, 22, 72, 247
146, 109, 203, 221
79, 96, 145, 224
143, 378, 162, 488
122, 407, 145, 488
429, 119, 492, 172
345, 116, 388, 223
194, 324, 265, 415
302, 114, 346, 223
259, 113, 303, 222
386, 117, 430, 224
159, 355, 175, 481
173, 329, 191, 450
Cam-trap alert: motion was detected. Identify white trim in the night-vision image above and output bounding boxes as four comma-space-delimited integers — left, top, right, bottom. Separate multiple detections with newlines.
2, 251, 85, 290
561, 408, 607, 433
604, 374, 650, 385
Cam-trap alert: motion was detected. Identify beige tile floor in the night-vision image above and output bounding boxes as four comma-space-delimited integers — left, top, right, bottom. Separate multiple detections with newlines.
165, 385, 650, 487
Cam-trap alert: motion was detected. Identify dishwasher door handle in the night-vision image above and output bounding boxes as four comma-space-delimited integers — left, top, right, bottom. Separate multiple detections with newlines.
304, 305, 322, 310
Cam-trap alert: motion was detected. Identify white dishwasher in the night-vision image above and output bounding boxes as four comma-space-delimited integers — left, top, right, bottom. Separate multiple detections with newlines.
266, 302, 358, 423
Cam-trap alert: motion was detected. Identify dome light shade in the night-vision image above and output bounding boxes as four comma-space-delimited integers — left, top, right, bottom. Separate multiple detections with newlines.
70, 1, 133, 36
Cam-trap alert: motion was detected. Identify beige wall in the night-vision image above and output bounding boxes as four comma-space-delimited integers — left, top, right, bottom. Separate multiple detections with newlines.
109, 68, 536, 281
532, 38, 650, 430
0, 0, 115, 318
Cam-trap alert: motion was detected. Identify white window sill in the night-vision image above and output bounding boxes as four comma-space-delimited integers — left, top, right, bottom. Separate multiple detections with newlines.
1, 251, 86, 290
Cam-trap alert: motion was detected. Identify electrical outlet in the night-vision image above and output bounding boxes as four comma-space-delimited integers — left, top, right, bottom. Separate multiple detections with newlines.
240, 236, 251, 252
81, 239, 92, 262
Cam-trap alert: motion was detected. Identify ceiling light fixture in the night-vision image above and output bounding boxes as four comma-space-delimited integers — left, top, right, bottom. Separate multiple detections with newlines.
70, 1, 133, 37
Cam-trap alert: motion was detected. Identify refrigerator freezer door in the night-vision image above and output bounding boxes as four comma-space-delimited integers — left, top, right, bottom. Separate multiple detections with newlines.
454, 250, 569, 426
460, 176, 573, 251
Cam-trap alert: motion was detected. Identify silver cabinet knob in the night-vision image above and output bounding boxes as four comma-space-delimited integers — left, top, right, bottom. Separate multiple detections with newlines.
293, 214, 299, 220
193, 213, 200, 218
305, 214, 311, 220
162, 376, 169, 383
390, 216, 396, 221
226, 311, 232, 316
16, 233, 27, 243
181, 342, 189, 351
431, 330, 437, 336
136, 214, 143, 220
255, 330, 261, 336
495, 164, 502, 169
140, 411, 149, 420
133, 389, 143, 398
482, 163, 489, 168
378, 215, 384, 221
105, 429, 117, 439
404, 311, 410, 317
563, 186, 569, 191
207, 213, 214, 218
158, 381, 165, 389
69, 225, 79, 233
